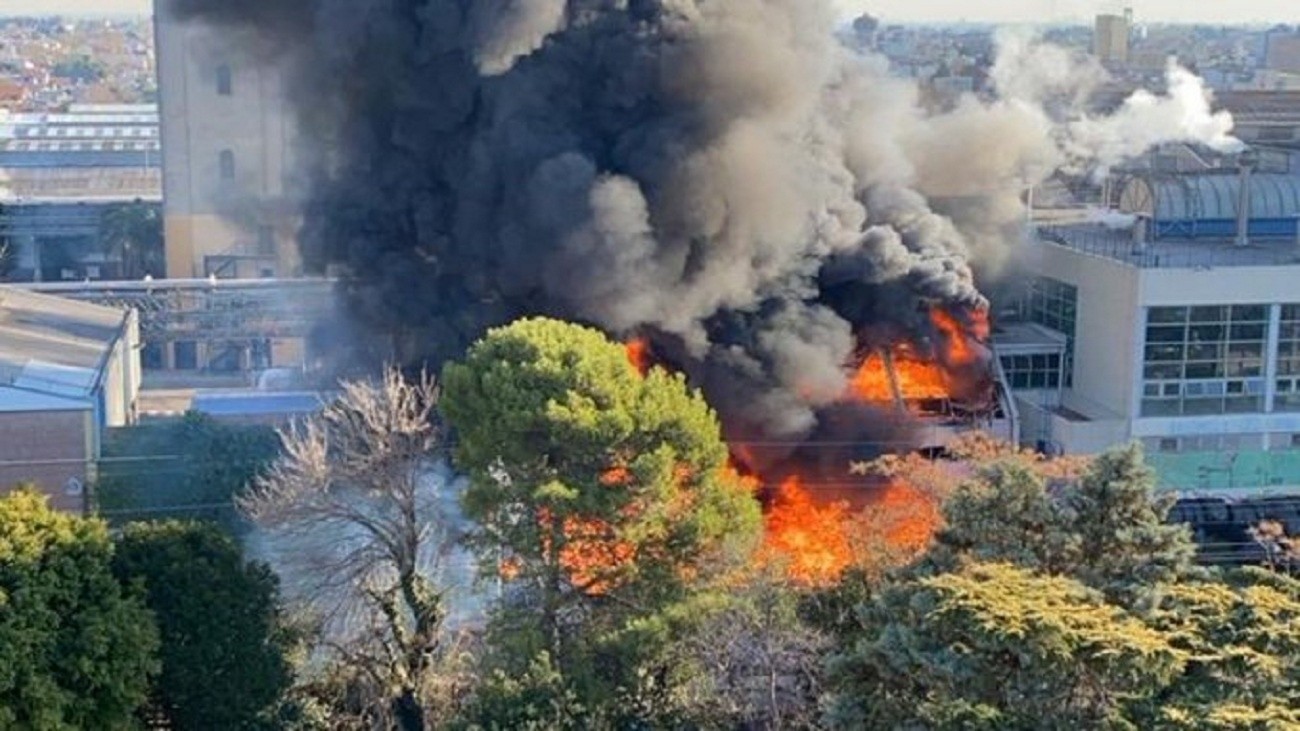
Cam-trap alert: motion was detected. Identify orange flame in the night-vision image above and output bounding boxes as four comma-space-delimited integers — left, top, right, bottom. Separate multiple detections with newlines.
762, 476, 852, 586
626, 338, 651, 376
849, 347, 951, 403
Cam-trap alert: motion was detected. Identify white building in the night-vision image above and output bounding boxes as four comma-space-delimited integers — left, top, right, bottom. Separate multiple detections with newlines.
153, 0, 301, 281
1012, 170, 1300, 496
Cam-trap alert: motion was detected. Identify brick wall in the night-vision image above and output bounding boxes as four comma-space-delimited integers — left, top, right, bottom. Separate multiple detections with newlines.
0, 409, 91, 513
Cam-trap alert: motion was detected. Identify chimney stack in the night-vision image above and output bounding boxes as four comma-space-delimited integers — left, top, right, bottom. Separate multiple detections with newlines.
1235, 150, 1258, 248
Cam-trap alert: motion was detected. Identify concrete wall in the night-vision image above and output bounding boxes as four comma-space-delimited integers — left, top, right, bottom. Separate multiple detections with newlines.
156, 2, 301, 279
0, 409, 92, 513
1140, 265, 1300, 307
1035, 243, 1143, 420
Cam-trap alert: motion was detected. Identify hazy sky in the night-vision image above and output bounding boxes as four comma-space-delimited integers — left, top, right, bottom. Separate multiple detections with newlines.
4, 0, 1296, 24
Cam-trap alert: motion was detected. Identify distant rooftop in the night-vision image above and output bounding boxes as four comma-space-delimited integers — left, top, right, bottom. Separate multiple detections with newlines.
0, 165, 160, 203
0, 104, 159, 170
1037, 224, 1300, 269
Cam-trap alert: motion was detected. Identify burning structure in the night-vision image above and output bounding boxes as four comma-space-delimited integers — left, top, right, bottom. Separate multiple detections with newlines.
157, 0, 1240, 490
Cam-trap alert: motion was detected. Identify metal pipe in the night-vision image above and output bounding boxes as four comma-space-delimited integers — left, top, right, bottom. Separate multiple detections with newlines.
880, 349, 908, 414
1235, 154, 1254, 247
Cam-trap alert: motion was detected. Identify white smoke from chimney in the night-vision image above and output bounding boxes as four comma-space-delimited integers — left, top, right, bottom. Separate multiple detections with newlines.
1066, 60, 1244, 172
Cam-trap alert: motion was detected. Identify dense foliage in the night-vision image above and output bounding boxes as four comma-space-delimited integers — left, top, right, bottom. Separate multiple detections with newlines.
0, 489, 158, 729
97, 412, 280, 530
443, 318, 764, 725
113, 521, 295, 730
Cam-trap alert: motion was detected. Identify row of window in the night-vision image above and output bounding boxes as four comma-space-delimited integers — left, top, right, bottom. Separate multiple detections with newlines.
1001, 353, 1062, 390
1019, 277, 1077, 386
1142, 304, 1300, 416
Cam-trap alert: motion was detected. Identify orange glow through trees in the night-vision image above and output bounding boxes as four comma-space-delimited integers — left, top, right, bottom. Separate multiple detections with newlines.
625, 338, 651, 376
762, 476, 852, 586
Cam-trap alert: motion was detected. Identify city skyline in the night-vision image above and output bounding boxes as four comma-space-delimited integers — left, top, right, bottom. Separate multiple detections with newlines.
4, 0, 1299, 24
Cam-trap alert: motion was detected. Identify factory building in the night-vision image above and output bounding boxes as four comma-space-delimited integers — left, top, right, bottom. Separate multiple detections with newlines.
0, 104, 162, 283
154, 0, 302, 280
0, 286, 141, 513
1015, 167, 1300, 496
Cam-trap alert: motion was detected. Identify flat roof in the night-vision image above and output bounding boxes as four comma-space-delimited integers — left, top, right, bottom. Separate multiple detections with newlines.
1038, 224, 1300, 269
992, 322, 1068, 353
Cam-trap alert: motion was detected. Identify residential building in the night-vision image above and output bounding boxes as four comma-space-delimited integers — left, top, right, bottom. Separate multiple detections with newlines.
1014, 169, 1300, 497
153, 0, 301, 281
0, 286, 140, 512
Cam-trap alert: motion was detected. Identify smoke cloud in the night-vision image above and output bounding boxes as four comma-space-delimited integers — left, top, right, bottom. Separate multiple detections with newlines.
159, 0, 1239, 450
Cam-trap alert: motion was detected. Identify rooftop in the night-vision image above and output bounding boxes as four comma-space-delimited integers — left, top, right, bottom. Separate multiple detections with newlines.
0, 166, 161, 203
0, 286, 130, 407
1037, 224, 1300, 269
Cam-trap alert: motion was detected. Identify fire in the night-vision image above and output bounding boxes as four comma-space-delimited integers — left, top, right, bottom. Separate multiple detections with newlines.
929, 307, 984, 365
871, 480, 942, 552
849, 347, 951, 403
625, 338, 651, 376
762, 476, 852, 586
846, 307, 990, 405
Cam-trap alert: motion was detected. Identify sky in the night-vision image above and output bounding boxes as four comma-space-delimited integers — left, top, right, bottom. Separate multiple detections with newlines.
2, 0, 1296, 24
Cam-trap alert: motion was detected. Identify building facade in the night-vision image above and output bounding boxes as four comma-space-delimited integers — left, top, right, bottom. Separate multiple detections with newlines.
1018, 173, 1300, 495
0, 104, 162, 282
0, 286, 141, 512
154, 0, 301, 281
1094, 12, 1131, 67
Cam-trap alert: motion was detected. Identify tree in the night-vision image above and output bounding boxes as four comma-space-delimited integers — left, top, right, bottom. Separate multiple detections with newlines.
442, 318, 760, 619
98, 201, 164, 280
1062, 444, 1197, 599
827, 562, 1184, 730
927, 444, 1197, 605
112, 521, 295, 730
1138, 567, 1300, 729
0, 488, 158, 729
441, 317, 762, 719
97, 412, 281, 531
239, 369, 460, 731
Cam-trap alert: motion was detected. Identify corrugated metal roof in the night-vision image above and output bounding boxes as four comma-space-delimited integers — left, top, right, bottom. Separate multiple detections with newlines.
1145, 173, 1300, 223
0, 166, 161, 203
0, 287, 129, 401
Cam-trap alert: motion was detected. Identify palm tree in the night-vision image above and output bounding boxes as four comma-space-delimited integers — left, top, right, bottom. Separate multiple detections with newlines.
99, 201, 164, 279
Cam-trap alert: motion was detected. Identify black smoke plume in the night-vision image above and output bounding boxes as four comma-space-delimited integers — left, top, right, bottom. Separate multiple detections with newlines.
161, 0, 1238, 460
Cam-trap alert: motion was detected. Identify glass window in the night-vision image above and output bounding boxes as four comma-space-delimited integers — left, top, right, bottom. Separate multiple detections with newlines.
1020, 277, 1077, 386
1142, 304, 1268, 416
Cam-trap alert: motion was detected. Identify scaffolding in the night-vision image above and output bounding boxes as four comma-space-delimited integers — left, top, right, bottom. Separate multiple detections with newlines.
12, 279, 337, 370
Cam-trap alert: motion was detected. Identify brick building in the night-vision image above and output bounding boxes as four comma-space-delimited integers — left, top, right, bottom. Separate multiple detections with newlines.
0, 286, 140, 512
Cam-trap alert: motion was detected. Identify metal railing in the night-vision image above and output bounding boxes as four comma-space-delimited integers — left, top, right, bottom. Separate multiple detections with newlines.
1037, 225, 1300, 269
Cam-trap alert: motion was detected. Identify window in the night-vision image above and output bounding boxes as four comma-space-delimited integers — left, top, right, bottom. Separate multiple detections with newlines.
1020, 277, 1078, 386
219, 149, 235, 181
216, 64, 232, 96
1001, 352, 1062, 391
174, 341, 198, 371
1275, 305, 1300, 412
1140, 305, 1268, 417
141, 342, 164, 370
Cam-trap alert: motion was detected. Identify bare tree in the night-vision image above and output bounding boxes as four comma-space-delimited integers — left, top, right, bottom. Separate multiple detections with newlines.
1249, 519, 1300, 575
239, 368, 461, 730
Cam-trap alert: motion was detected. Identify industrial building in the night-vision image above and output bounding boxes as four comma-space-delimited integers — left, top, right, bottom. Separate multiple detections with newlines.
154, 0, 302, 280
0, 104, 162, 282
0, 286, 141, 512
1014, 163, 1300, 496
